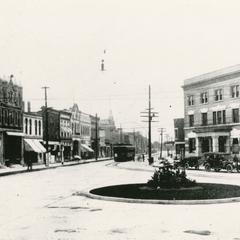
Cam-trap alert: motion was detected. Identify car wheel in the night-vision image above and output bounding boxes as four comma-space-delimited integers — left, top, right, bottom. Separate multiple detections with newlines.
226, 164, 233, 173
205, 163, 211, 172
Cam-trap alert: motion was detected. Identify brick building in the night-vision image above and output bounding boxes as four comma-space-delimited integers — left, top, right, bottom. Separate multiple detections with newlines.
0, 76, 23, 166
183, 65, 240, 157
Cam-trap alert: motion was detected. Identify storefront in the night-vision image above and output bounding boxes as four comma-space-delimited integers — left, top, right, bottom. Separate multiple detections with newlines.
80, 144, 94, 159
24, 138, 46, 164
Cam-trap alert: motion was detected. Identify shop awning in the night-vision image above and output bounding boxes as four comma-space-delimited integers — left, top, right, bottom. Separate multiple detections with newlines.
80, 144, 94, 152
24, 139, 42, 153
32, 140, 46, 153
6, 131, 24, 136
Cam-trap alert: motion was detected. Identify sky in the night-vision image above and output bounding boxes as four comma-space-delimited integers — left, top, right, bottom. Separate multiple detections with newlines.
1, 0, 240, 141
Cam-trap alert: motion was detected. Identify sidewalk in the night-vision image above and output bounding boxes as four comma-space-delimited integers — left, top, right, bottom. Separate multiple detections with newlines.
0, 157, 113, 177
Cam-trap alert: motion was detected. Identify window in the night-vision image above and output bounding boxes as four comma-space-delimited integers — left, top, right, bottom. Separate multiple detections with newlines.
213, 112, 216, 125
174, 129, 178, 139
232, 109, 239, 123
213, 110, 225, 124
187, 95, 194, 106
231, 85, 239, 98
25, 118, 28, 134
189, 114, 194, 127
29, 119, 32, 135
200, 92, 208, 104
201, 112, 208, 126
189, 138, 196, 153
39, 121, 41, 135
35, 120, 38, 135
215, 89, 223, 101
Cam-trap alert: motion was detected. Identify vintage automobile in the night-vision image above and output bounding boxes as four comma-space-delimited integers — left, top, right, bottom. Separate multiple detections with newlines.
201, 152, 239, 172
174, 156, 202, 169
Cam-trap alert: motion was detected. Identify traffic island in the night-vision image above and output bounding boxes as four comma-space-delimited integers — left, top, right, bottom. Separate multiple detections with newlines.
75, 165, 240, 204
76, 183, 240, 205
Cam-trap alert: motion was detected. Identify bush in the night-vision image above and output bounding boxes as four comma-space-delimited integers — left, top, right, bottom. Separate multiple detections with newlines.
147, 165, 196, 189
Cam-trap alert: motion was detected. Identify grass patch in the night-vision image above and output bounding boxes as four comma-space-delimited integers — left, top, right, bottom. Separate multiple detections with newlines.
90, 183, 240, 200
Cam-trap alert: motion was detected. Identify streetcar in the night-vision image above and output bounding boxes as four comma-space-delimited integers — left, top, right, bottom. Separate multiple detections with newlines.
113, 144, 135, 162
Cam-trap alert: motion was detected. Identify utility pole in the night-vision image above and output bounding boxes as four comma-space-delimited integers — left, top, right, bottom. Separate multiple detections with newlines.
140, 85, 158, 165
95, 113, 99, 160
42, 86, 49, 166
158, 128, 165, 159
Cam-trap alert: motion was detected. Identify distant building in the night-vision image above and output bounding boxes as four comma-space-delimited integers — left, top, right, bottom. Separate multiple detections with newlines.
23, 109, 46, 164
183, 65, 240, 156
0, 76, 23, 166
99, 111, 118, 157
41, 107, 61, 163
70, 104, 81, 157
174, 118, 185, 158
59, 110, 72, 161
90, 114, 100, 158
79, 111, 93, 158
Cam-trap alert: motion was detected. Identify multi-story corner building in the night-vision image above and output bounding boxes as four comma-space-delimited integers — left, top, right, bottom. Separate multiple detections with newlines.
59, 110, 72, 160
23, 106, 46, 164
183, 65, 240, 157
0, 76, 23, 166
174, 118, 185, 158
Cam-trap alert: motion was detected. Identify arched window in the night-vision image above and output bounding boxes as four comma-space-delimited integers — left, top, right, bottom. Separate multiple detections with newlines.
29, 119, 32, 135
39, 121, 41, 135
35, 120, 37, 135
25, 118, 28, 134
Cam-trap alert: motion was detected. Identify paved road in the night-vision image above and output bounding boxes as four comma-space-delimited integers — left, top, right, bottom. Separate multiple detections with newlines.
1, 160, 240, 239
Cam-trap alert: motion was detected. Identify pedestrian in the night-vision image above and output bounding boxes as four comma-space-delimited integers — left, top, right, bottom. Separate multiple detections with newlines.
26, 157, 32, 171
142, 154, 145, 161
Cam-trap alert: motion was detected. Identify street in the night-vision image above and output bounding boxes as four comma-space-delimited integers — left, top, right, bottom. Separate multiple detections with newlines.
1, 160, 240, 240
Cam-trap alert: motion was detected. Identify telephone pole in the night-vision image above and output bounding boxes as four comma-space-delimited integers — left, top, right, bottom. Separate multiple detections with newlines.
158, 128, 165, 159
42, 86, 49, 166
95, 113, 99, 160
140, 85, 158, 165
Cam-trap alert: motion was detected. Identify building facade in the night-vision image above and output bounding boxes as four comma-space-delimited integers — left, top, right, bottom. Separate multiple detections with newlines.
0, 76, 23, 166
59, 110, 72, 161
79, 111, 93, 158
183, 65, 240, 157
23, 111, 46, 164
174, 118, 185, 158
70, 104, 81, 157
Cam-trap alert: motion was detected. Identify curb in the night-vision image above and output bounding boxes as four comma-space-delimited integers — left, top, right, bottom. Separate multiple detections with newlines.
0, 158, 113, 177
75, 189, 240, 205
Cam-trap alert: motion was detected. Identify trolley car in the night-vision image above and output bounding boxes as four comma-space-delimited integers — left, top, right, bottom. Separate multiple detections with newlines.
113, 144, 135, 162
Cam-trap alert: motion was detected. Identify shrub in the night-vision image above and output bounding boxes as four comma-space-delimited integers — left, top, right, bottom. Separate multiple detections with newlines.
147, 165, 196, 189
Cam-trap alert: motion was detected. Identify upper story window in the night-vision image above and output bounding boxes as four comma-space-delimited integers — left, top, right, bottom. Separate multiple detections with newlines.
215, 89, 223, 101
213, 110, 226, 125
201, 112, 208, 126
187, 95, 194, 106
189, 114, 194, 127
39, 121, 41, 135
35, 120, 38, 135
200, 92, 208, 104
25, 118, 28, 134
29, 119, 32, 135
232, 109, 239, 123
231, 85, 239, 98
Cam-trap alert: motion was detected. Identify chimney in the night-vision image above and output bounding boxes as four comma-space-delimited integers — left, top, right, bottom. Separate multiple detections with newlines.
27, 101, 31, 113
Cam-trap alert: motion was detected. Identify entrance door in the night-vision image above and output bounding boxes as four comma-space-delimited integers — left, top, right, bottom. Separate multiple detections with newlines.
219, 136, 227, 152
201, 137, 212, 153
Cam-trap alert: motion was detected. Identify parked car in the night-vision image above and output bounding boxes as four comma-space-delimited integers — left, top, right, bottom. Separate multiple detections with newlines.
174, 156, 202, 169
201, 152, 239, 172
